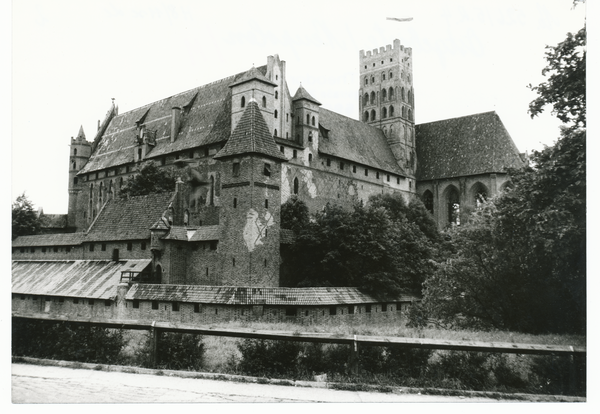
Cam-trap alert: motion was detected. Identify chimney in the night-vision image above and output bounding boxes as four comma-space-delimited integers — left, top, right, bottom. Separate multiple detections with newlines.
171, 107, 182, 143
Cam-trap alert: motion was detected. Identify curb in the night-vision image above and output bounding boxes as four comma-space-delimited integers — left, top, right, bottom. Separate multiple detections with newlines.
12, 356, 585, 402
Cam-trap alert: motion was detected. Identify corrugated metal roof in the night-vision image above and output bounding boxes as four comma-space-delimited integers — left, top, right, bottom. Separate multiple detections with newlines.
415, 111, 526, 181
12, 233, 86, 247
318, 107, 405, 176
12, 259, 151, 299
125, 285, 419, 305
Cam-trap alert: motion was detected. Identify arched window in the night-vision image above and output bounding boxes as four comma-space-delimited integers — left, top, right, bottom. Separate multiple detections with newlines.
382, 107, 387, 118
311, 116, 315, 126
72, 160, 76, 170
389, 87, 394, 100
241, 96, 246, 108
293, 177, 299, 195
371, 76, 375, 84
370, 110, 376, 121
262, 96, 267, 107
308, 153, 313, 162
306, 114, 310, 124
363, 111, 369, 122
383, 126, 387, 136
363, 93, 369, 106
389, 71, 393, 79
382, 72, 386, 81
209, 175, 215, 206
423, 190, 434, 214
446, 187, 460, 226
73, 148, 77, 156
274, 129, 278, 137
401, 87, 405, 101
389, 105, 394, 117
407, 90, 412, 104
275, 91, 278, 99
274, 110, 278, 118
382, 88, 387, 101
365, 77, 368, 86
470, 183, 489, 208
370, 91, 376, 105
402, 106, 406, 118
408, 109, 413, 121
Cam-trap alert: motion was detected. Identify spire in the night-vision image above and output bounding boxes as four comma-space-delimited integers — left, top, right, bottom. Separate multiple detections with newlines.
292, 85, 321, 105
215, 100, 287, 162
76, 125, 86, 140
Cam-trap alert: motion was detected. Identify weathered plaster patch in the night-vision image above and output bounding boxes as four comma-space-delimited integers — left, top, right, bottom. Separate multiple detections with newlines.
243, 209, 275, 252
281, 164, 291, 204
301, 170, 318, 198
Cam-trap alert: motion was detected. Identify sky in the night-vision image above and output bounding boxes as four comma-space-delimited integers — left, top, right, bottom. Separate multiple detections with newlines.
10, 0, 588, 214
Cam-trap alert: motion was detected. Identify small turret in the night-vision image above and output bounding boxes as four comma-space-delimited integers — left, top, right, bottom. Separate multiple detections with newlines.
67, 126, 92, 231
292, 85, 321, 148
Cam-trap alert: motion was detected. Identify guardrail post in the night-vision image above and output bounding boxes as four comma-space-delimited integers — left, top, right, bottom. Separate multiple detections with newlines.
349, 334, 359, 376
570, 350, 585, 395
151, 321, 159, 369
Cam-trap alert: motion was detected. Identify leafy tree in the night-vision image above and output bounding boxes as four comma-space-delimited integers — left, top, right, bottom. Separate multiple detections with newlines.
528, 26, 586, 128
12, 193, 42, 239
417, 25, 586, 334
282, 194, 440, 299
118, 161, 177, 198
281, 195, 310, 233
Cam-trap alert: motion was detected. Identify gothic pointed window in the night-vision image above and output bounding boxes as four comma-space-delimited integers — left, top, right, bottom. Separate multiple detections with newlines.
363, 93, 369, 106
389, 105, 394, 117
423, 190, 434, 214
382, 107, 387, 118
241, 96, 246, 108
274, 110, 278, 119
389, 87, 394, 100
382, 72, 386, 81
306, 114, 310, 124
382, 88, 387, 101
363, 111, 369, 122
370, 109, 376, 121
401, 87, 405, 101
370, 91, 376, 105
293, 177, 299, 194
274, 129, 278, 137
311, 116, 315, 126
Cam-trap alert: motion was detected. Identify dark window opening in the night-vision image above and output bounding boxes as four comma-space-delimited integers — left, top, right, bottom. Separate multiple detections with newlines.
141, 242, 146, 250
293, 150, 297, 158
194, 303, 200, 313
285, 307, 296, 316
73, 298, 79, 304
233, 198, 237, 208
88, 299, 94, 306
265, 199, 269, 209
348, 305, 354, 315
89, 244, 94, 252
133, 300, 140, 309
293, 177, 299, 195
210, 241, 218, 250
233, 162, 240, 176
326, 158, 331, 167
329, 306, 336, 316
172, 302, 179, 312
241, 96, 246, 108
353, 165, 356, 173
280, 146, 284, 153
263, 163, 271, 176
127, 242, 133, 251
101, 243, 106, 251
152, 301, 159, 310
382, 303, 387, 312
340, 162, 344, 170
104, 300, 111, 307
366, 304, 371, 313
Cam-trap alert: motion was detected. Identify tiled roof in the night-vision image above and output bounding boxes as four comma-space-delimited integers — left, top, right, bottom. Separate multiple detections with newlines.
85, 193, 174, 241
415, 111, 526, 181
292, 85, 321, 105
230, 66, 277, 88
125, 285, 420, 305
318, 108, 405, 176
12, 259, 151, 299
12, 233, 86, 247
280, 229, 295, 244
39, 214, 68, 229
214, 100, 287, 161
164, 225, 221, 241
79, 66, 268, 174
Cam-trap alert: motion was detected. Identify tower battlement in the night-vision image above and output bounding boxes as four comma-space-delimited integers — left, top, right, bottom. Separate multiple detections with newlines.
359, 39, 411, 61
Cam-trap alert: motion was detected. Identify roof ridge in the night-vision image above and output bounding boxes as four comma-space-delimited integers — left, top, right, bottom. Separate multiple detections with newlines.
416, 110, 498, 126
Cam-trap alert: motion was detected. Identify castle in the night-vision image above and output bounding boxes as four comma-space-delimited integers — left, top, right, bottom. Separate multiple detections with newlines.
12, 40, 525, 324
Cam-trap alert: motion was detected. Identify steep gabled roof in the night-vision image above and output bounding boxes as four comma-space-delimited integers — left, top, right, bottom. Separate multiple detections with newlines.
415, 111, 526, 181
79, 66, 269, 174
318, 107, 405, 176
85, 192, 175, 241
214, 100, 287, 161
230, 66, 277, 88
292, 85, 321, 105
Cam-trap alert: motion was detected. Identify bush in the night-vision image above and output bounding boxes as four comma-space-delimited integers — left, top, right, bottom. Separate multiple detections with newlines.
530, 355, 584, 396
236, 339, 302, 378
12, 318, 125, 364
429, 351, 490, 390
134, 331, 205, 371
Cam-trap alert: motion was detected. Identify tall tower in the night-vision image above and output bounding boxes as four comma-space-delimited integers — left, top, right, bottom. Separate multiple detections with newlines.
359, 39, 416, 180
67, 126, 91, 231
215, 99, 287, 287
291, 85, 321, 147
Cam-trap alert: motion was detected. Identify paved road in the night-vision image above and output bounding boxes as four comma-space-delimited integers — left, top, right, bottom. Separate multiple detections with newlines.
12, 363, 503, 403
